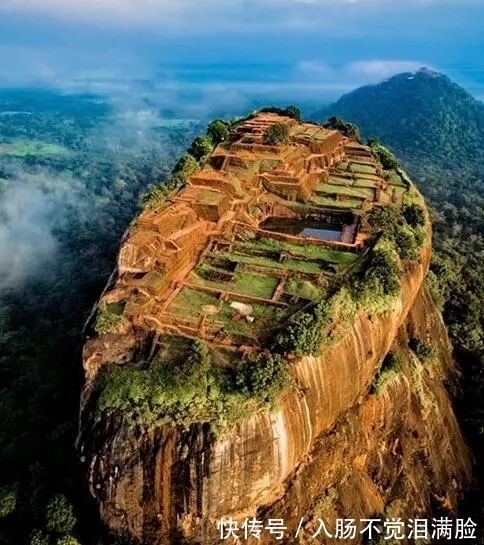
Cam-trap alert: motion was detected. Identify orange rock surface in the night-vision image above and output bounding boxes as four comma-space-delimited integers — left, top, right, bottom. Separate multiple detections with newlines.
79, 113, 471, 544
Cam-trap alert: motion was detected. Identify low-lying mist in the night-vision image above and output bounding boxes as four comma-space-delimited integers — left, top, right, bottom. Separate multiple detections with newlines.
0, 88, 203, 301
0, 182, 57, 290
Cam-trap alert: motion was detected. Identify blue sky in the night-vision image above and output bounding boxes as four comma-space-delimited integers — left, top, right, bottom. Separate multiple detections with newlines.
0, 0, 483, 111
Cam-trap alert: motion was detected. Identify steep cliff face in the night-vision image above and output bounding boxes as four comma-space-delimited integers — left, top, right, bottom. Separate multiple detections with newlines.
80, 249, 470, 544
255, 285, 471, 544
78, 113, 471, 544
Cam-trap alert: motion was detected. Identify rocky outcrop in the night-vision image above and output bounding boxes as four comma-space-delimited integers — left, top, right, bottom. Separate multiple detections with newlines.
255, 284, 471, 544
79, 239, 471, 544
78, 113, 471, 544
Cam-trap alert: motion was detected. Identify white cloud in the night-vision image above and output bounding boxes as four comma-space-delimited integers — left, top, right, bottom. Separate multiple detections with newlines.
297, 61, 332, 76
0, 0, 184, 25
297, 59, 429, 83
0, 183, 57, 290
346, 60, 426, 78
0, 0, 478, 26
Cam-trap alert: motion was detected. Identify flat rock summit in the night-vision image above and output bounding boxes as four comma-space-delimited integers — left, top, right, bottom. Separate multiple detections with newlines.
78, 111, 471, 544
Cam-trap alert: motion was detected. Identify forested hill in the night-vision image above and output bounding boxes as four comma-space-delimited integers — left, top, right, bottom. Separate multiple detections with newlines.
316, 67, 484, 536
315, 68, 484, 240
314, 68, 484, 168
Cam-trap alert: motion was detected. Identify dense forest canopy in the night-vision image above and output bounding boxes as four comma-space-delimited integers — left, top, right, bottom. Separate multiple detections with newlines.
317, 68, 484, 537
0, 88, 204, 545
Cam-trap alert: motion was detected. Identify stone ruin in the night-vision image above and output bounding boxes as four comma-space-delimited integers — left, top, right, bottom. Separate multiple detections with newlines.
89, 112, 408, 355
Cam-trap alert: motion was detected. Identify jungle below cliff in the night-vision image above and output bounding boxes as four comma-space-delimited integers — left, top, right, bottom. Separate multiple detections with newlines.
0, 72, 482, 545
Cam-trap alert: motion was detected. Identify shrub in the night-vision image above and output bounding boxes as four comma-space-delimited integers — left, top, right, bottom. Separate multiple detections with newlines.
97, 338, 293, 428
97, 340, 226, 428
409, 338, 436, 362
368, 139, 399, 170
45, 494, 76, 536
425, 270, 445, 310
234, 353, 290, 404
0, 485, 17, 518
403, 203, 426, 228
30, 530, 50, 545
141, 184, 169, 209
263, 123, 290, 145
260, 105, 301, 120
367, 204, 425, 261
272, 299, 333, 356
206, 120, 230, 144
56, 537, 81, 545
188, 136, 214, 162
368, 205, 402, 231
394, 224, 420, 261
94, 304, 124, 335
313, 487, 339, 514
172, 154, 200, 179
324, 116, 360, 140
372, 351, 403, 393
141, 153, 199, 210
360, 246, 401, 298
170, 339, 211, 388
285, 105, 302, 121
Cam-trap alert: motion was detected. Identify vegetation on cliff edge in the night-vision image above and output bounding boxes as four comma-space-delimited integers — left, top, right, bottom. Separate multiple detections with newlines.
94, 117, 429, 433
319, 69, 484, 535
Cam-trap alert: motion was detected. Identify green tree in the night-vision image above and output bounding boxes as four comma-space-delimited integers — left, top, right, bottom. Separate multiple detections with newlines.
324, 116, 360, 140
263, 123, 290, 145
403, 203, 426, 228
367, 139, 400, 170
394, 225, 419, 261
259, 105, 301, 120
409, 338, 436, 362
206, 120, 230, 144
372, 351, 403, 393
188, 136, 213, 162
368, 205, 402, 231
272, 299, 332, 356
172, 153, 199, 179
235, 353, 290, 404
94, 304, 124, 336
29, 530, 49, 545
56, 536, 81, 545
355, 247, 401, 299
169, 339, 211, 388
141, 184, 169, 209
0, 485, 17, 518
285, 105, 302, 121
45, 495, 76, 536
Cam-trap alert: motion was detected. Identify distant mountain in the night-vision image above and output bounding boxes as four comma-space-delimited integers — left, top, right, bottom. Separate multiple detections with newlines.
315, 68, 484, 171
316, 67, 484, 536
314, 68, 484, 238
